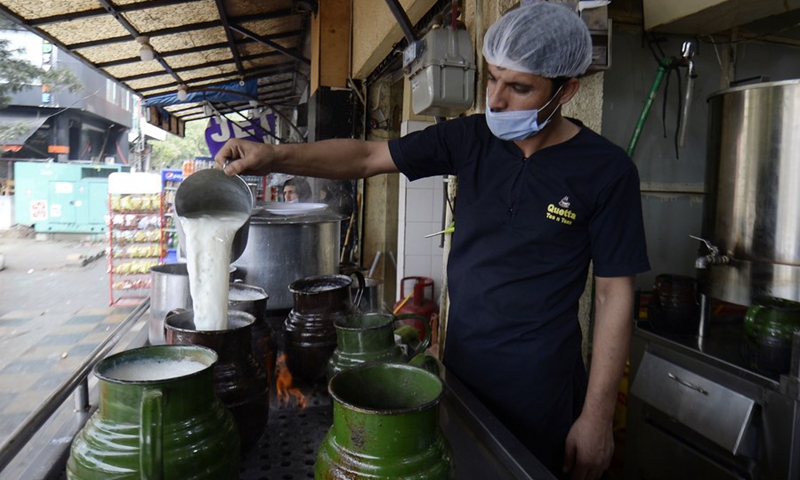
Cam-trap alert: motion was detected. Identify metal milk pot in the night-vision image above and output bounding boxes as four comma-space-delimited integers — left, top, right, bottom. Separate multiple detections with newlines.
173, 168, 253, 262
326, 312, 432, 382
316, 362, 454, 479
66, 345, 240, 479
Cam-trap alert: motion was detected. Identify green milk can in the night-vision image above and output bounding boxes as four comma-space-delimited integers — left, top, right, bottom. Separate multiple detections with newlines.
743, 296, 800, 374
316, 362, 454, 479
326, 312, 432, 382
66, 345, 240, 480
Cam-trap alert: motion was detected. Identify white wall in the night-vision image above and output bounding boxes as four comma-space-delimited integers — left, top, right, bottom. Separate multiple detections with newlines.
397, 120, 445, 306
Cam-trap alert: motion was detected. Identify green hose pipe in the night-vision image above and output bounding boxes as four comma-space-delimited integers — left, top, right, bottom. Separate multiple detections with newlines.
627, 56, 673, 158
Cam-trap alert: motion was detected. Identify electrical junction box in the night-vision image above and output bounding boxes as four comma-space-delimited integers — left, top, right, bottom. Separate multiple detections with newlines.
405, 27, 475, 117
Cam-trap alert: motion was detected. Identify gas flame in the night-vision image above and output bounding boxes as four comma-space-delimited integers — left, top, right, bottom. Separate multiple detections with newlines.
275, 353, 307, 409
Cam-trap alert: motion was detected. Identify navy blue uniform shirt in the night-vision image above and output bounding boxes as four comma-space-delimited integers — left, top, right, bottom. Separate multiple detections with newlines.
388, 114, 650, 474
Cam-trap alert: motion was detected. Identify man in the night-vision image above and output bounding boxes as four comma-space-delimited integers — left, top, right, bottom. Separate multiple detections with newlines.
216, 3, 649, 479
282, 176, 312, 203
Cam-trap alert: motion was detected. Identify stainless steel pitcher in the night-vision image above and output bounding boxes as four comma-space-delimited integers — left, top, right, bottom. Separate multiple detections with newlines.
173, 168, 253, 263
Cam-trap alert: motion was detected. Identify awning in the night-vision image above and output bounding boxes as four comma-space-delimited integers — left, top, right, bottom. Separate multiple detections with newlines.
0, 0, 313, 124
0, 112, 48, 146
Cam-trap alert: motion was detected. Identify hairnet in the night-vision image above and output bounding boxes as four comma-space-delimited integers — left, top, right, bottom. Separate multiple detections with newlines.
482, 2, 592, 78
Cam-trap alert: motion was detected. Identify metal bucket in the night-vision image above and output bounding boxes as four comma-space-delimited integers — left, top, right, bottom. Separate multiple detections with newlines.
149, 263, 191, 345
702, 79, 800, 305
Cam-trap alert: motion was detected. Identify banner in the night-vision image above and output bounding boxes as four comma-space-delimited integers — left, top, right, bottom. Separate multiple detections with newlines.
204, 111, 276, 159
143, 79, 259, 107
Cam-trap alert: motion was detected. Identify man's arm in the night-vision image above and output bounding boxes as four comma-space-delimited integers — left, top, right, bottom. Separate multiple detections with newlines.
562, 275, 634, 480
215, 138, 398, 179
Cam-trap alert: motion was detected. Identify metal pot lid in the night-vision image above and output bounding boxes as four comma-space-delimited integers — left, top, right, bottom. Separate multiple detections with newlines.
249, 207, 346, 225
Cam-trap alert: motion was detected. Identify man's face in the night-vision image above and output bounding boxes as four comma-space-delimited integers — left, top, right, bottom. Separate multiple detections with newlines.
486, 64, 559, 114
283, 186, 298, 202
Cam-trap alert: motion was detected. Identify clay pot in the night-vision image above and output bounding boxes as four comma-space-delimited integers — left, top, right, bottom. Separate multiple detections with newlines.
165, 310, 268, 451
283, 274, 363, 383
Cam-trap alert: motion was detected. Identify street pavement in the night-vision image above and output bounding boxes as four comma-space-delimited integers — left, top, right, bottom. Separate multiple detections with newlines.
0, 227, 141, 463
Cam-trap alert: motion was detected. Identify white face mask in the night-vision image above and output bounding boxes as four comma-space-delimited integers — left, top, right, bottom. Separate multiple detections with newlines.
485, 86, 562, 141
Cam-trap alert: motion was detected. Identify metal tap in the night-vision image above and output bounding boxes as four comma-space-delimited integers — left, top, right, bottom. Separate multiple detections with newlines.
690, 235, 730, 269
678, 41, 697, 148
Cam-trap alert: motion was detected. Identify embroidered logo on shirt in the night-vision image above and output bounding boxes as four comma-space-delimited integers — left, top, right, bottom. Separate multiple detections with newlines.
546, 198, 577, 225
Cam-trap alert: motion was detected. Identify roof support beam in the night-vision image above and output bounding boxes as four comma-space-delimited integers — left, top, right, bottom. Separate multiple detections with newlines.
94, 0, 184, 85
117, 52, 281, 82
228, 25, 310, 64
94, 30, 301, 68
138, 62, 298, 95
69, 10, 295, 49
213, 0, 245, 78
28, 0, 208, 26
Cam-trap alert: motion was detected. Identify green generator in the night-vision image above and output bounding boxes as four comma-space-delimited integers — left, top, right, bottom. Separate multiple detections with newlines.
14, 162, 130, 233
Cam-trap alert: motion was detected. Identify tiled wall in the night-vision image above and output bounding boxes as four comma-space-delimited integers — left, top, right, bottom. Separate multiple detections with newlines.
397, 121, 445, 305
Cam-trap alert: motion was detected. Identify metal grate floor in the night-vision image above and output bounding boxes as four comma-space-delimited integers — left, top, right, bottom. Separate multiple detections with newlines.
239, 382, 332, 480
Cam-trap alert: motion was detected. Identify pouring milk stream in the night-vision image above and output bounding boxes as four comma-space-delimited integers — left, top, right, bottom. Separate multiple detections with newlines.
179, 210, 249, 330
174, 169, 253, 331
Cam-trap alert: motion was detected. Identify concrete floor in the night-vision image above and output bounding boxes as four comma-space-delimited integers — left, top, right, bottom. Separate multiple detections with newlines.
0, 229, 140, 457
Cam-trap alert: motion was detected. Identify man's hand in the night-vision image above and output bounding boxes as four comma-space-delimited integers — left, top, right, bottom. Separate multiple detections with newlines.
563, 275, 633, 480
215, 138, 275, 176
562, 412, 613, 480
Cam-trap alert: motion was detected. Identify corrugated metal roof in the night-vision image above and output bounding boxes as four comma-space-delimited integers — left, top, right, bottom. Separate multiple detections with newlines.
0, 0, 312, 122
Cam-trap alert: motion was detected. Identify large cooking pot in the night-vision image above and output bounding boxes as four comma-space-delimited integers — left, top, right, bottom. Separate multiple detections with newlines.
232, 209, 345, 310
702, 79, 800, 304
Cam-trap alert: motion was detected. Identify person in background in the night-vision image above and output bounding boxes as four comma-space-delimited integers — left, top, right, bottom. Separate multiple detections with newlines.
216, 3, 649, 479
282, 177, 312, 203
318, 180, 355, 215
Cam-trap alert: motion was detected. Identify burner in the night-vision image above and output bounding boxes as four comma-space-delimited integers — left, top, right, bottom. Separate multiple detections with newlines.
240, 386, 332, 480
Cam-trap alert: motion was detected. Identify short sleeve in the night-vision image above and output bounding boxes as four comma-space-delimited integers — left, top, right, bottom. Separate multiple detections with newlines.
589, 163, 651, 277
388, 118, 477, 181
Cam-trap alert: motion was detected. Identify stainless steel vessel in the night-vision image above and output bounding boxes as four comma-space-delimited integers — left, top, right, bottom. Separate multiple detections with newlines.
174, 169, 253, 263
149, 263, 191, 345
701, 79, 800, 306
232, 210, 344, 310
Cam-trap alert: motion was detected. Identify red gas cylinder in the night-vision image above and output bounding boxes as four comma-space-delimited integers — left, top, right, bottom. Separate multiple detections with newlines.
394, 276, 438, 321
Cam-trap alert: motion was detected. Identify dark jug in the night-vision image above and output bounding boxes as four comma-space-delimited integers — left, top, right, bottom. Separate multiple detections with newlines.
316, 362, 454, 479
67, 345, 240, 479
284, 273, 364, 383
165, 309, 268, 451
326, 312, 432, 381
228, 282, 276, 384
743, 296, 800, 374
647, 274, 700, 335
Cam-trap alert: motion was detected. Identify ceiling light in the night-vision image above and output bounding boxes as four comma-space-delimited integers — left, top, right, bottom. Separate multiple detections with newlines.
135, 36, 155, 62
177, 85, 188, 102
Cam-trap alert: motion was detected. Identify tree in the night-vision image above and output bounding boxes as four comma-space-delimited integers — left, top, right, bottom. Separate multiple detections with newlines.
149, 120, 211, 170
0, 38, 82, 109
0, 34, 83, 148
